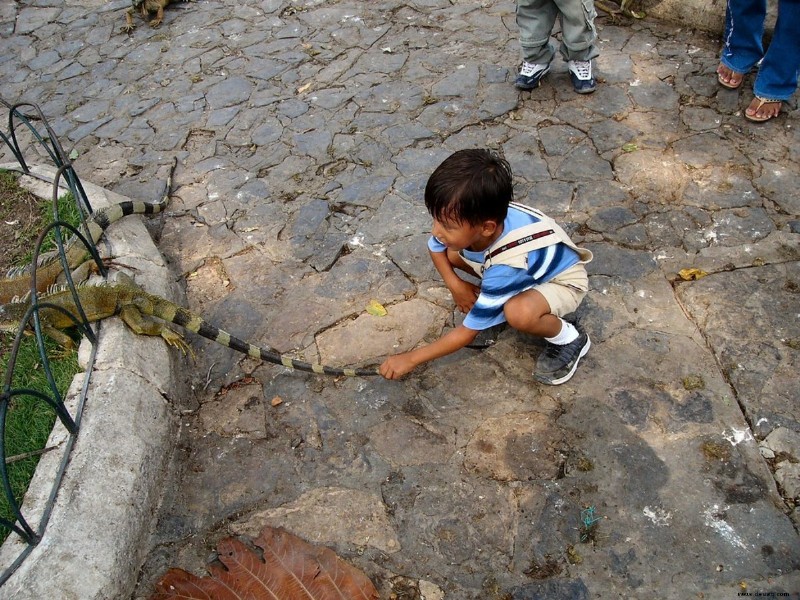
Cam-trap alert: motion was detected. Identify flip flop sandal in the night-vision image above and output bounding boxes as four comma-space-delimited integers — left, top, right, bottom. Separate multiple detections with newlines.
745, 96, 782, 122
716, 64, 743, 89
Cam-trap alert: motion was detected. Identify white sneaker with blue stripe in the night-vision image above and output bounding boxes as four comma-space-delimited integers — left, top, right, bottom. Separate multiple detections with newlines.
568, 60, 597, 94
515, 61, 551, 90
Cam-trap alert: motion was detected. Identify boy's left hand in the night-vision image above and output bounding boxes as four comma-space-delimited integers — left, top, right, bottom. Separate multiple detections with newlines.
379, 353, 417, 380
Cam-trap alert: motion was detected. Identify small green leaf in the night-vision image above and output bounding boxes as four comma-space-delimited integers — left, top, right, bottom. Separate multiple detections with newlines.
621, 143, 638, 153
365, 299, 387, 317
68, 149, 79, 160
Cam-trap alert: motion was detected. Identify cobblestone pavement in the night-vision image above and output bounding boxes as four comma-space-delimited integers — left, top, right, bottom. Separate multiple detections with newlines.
2, 0, 800, 598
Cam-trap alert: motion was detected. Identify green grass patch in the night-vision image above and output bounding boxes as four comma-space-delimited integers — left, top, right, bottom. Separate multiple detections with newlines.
35, 191, 83, 257
0, 170, 46, 273
0, 169, 83, 544
0, 169, 85, 273
0, 336, 78, 542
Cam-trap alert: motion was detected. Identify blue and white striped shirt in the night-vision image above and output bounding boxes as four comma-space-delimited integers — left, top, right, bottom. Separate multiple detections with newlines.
428, 205, 580, 331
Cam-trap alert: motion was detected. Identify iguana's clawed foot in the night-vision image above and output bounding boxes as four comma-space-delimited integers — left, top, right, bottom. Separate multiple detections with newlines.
160, 327, 195, 358
40, 326, 78, 354
149, 7, 165, 28
122, 10, 136, 33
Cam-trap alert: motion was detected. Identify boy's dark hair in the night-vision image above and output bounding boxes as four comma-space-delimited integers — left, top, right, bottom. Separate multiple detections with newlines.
424, 149, 513, 226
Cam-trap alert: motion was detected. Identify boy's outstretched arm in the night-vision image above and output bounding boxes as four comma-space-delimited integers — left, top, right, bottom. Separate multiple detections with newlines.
379, 324, 479, 380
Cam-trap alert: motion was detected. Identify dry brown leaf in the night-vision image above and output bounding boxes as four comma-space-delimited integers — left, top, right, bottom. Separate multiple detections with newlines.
150, 526, 378, 600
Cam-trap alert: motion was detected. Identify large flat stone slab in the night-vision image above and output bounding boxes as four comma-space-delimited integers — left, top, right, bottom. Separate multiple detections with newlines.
676, 263, 800, 439
315, 298, 449, 366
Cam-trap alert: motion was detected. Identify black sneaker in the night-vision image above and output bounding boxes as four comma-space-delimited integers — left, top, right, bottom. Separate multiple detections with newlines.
534, 327, 591, 385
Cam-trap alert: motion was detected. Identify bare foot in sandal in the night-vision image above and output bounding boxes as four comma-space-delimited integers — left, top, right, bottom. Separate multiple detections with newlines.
745, 96, 782, 122
717, 64, 743, 89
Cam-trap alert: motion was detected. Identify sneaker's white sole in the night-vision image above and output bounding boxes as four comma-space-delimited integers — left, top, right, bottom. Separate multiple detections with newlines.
535, 336, 591, 385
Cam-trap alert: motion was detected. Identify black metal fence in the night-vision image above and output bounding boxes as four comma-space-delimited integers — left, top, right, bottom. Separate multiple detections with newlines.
0, 98, 105, 585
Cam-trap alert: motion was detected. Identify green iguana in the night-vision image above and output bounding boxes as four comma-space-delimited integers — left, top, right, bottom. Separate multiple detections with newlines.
0, 275, 379, 378
0, 158, 176, 304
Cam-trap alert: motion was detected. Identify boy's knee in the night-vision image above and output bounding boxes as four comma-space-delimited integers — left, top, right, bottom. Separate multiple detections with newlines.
504, 293, 547, 329
504, 305, 526, 330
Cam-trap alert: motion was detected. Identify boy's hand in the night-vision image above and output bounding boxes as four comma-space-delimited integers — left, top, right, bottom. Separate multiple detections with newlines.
379, 353, 418, 380
449, 279, 480, 313
379, 325, 479, 380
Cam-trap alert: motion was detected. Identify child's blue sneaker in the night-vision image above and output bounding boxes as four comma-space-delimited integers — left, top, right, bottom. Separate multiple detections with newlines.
515, 61, 551, 90
568, 60, 597, 94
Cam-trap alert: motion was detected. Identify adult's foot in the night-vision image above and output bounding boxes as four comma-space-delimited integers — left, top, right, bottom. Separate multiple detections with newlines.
745, 96, 782, 122
716, 63, 743, 89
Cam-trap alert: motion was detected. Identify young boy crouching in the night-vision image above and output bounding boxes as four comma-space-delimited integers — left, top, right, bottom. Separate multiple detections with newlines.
379, 148, 592, 385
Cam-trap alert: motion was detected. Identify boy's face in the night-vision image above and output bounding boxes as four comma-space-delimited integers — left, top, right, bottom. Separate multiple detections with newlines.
431, 217, 498, 252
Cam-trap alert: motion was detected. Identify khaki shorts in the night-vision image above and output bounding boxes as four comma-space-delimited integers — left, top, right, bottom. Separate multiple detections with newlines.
532, 263, 589, 317
458, 254, 589, 317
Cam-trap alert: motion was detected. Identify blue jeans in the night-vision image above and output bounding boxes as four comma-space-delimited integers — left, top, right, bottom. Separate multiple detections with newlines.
719, 0, 800, 101
516, 0, 599, 65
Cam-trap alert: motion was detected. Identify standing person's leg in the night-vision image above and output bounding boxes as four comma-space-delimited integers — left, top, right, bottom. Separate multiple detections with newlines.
746, 0, 800, 120
717, 0, 767, 88
554, 0, 599, 93
515, 0, 559, 89
555, 0, 598, 62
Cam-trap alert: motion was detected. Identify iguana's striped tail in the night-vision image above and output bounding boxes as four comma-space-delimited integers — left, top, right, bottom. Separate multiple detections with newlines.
51, 156, 177, 266
162, 300, 380, 378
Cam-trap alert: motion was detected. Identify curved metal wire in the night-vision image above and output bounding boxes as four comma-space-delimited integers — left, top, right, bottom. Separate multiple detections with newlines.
0, 98, 102, 585
1, 98, 92, 216
30, 222, 105, 345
